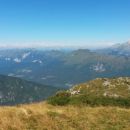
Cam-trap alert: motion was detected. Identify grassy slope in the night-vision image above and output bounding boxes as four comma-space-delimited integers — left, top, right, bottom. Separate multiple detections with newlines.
48, 77, 130, 107
1, 77, 130, 130
0, 102, 130, 130
71, 77, 130, 98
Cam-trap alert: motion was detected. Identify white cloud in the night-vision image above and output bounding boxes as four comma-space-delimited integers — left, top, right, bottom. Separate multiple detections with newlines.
0, 40, 115, 49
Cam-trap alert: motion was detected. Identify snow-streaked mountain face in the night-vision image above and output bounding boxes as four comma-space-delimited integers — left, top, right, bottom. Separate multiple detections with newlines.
13, 58, 21, 63
91, 63, 106, 72
96, 41, 130, 56
0, 49, 67, 87
22, 52, 31, 59
0, 48, 130, 88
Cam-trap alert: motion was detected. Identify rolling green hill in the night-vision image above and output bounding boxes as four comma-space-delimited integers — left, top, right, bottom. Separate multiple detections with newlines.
48, 77, 130, 107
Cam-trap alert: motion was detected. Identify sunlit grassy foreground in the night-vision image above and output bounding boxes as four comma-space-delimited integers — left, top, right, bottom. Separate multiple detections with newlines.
0, 102, 130, 130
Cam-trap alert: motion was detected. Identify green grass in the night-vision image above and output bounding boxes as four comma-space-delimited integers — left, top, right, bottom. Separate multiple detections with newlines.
47, 77, 130, 107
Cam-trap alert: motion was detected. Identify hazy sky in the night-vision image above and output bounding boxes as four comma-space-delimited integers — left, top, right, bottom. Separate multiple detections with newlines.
0, 0, 130, 48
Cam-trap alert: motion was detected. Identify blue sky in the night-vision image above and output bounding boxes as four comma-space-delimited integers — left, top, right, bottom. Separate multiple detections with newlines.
0, 0, 130, 48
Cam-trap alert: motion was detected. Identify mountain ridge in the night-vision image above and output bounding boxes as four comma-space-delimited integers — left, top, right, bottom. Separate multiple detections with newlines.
0, 75, 59, 105
96, 41, 130, 56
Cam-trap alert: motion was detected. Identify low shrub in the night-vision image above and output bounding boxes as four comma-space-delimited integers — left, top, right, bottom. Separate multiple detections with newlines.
47, 91, 70, 106
48, 91, 130, 108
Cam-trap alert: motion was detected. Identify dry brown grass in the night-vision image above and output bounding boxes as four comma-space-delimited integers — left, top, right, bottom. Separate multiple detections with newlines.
0, 102, 130, 130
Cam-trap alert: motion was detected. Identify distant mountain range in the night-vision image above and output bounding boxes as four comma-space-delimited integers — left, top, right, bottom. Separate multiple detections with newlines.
96, 41, 130, 56
0, 41, 130, 88
0, 75, 58, 105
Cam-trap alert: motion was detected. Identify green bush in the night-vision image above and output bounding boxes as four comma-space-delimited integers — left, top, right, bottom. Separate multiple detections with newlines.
76, 95, 130, 107
47, 91, 70, 106
48, 91, 130, 107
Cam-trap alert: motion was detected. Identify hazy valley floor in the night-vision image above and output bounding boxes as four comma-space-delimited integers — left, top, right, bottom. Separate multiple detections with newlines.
0, 102, 130, 130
